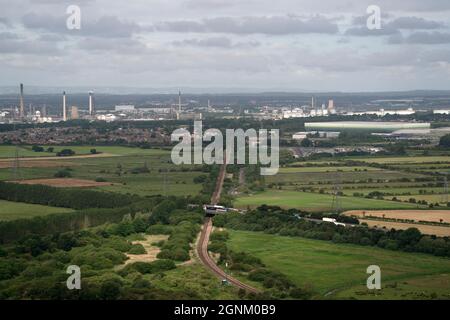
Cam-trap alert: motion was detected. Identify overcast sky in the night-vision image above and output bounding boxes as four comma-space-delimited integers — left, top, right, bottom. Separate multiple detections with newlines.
1, 0, 450, 92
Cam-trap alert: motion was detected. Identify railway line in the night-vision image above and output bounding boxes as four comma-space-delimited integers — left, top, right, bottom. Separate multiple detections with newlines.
196, 163, 259, 294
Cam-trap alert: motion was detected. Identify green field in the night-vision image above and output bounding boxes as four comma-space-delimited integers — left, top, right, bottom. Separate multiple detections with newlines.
0, 146, 204, 197
0, 199, 73, 221
227, 230, 450, 299
235, 190, 422, 211
278, 166, 381, 173
0, 145, 169, 158
356, 156, 450, 164
267, 170, 423, 184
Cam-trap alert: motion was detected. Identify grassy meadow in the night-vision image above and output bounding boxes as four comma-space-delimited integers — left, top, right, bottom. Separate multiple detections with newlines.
235, 190, 422, 211
0, 199, 73, 221
227, 230, 450, 299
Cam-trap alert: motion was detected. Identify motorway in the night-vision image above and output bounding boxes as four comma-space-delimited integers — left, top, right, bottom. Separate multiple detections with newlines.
196, 163, 259, 293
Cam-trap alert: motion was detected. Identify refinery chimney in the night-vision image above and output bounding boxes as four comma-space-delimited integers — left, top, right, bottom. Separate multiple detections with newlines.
178, 90, 182, 113
63, 91, 67, 121
19, 83, 24, 119
89, 91, 94, 116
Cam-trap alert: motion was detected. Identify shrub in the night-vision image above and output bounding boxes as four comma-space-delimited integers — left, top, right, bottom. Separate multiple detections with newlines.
128, 243, 146, 255
54, 169, 72, 178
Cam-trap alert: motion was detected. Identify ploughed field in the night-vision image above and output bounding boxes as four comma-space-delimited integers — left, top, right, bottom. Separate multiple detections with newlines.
11, 178, 116, 188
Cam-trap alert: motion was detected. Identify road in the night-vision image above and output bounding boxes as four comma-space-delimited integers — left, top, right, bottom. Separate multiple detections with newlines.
196, 163, 259, 293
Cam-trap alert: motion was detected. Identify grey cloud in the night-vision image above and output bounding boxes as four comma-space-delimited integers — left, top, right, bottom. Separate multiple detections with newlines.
0, 38, 61, 55
183, 0, 241, 9
77, 37, 148, 53
389, 17, 444, 30
22, 13, 140, 38
0, 32, 20, 40
0, 17, 10, 26
345, 26, 399, 37
389, 32, 450, 44
172, 37, 260, 48
406, 32, 450, 44
156, 15, 339, 35
346, 15, 445, 38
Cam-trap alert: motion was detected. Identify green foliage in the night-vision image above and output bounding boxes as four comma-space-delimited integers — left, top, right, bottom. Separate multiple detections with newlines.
0, 182, 135, 210
56, 149, 75, 157
100, 278, 123, 300
439, 134, 450, 148
215, 206, 450, 258
128, 243, 146, 255
121, 260, 176, 275
69, 245, 127, 270
193, 175, 207, 184
0, 258, 26, 281
54, 169, 72, 178
31, 145, 44, 152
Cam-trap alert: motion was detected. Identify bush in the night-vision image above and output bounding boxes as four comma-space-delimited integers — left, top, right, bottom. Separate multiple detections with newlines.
54, 169, 72, 178
32, 145, 44, 152
125, 260, 176, 274
100, 279, 122, 300
57, 149, 75, 157
128, 243, 146, 255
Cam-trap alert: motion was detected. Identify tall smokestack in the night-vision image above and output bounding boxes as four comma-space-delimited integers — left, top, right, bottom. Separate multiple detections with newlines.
178, 90, 182, 113
89, 91, 94, 116
19, 83, 24, 119
63, 91, 67, 121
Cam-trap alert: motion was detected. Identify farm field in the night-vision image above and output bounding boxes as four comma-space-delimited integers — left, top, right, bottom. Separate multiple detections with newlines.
267, 170, 422, 184
341, 187, 444, 197
395, 194, 448, 204
358, 219, 450, 237
234, 190, 422, 211
227, 230, 450, 299
12, 178, 117, 188
355, 156, 450, 164
0, 145, 170, 159
0, 147, 205, 197
278, 166, 381, 173
0, 199, 73, 221
344, 210, 450, 223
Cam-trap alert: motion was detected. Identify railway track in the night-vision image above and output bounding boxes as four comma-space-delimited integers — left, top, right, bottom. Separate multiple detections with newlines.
196, 163, 259, 294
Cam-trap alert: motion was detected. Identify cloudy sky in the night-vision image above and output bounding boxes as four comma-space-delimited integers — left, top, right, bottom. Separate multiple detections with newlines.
1, 0, 450, 92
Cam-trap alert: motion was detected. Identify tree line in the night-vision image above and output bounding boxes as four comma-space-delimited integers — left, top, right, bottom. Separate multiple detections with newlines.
0, 182, 136, 210
214, 206, 450, 258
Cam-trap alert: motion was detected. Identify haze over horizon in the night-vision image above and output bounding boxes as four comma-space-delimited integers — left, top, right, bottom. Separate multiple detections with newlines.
1, 0, 450, 92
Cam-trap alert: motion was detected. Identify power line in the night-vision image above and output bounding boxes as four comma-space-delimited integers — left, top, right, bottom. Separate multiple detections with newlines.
442, 175, 449, 204
331, 172, 342, 214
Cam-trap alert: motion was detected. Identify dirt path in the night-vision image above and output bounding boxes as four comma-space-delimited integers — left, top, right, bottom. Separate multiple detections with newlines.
123, 235, 169, 266
196, 162, 259, 293
10, 178, 117, 188
0, 152, 118, 162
